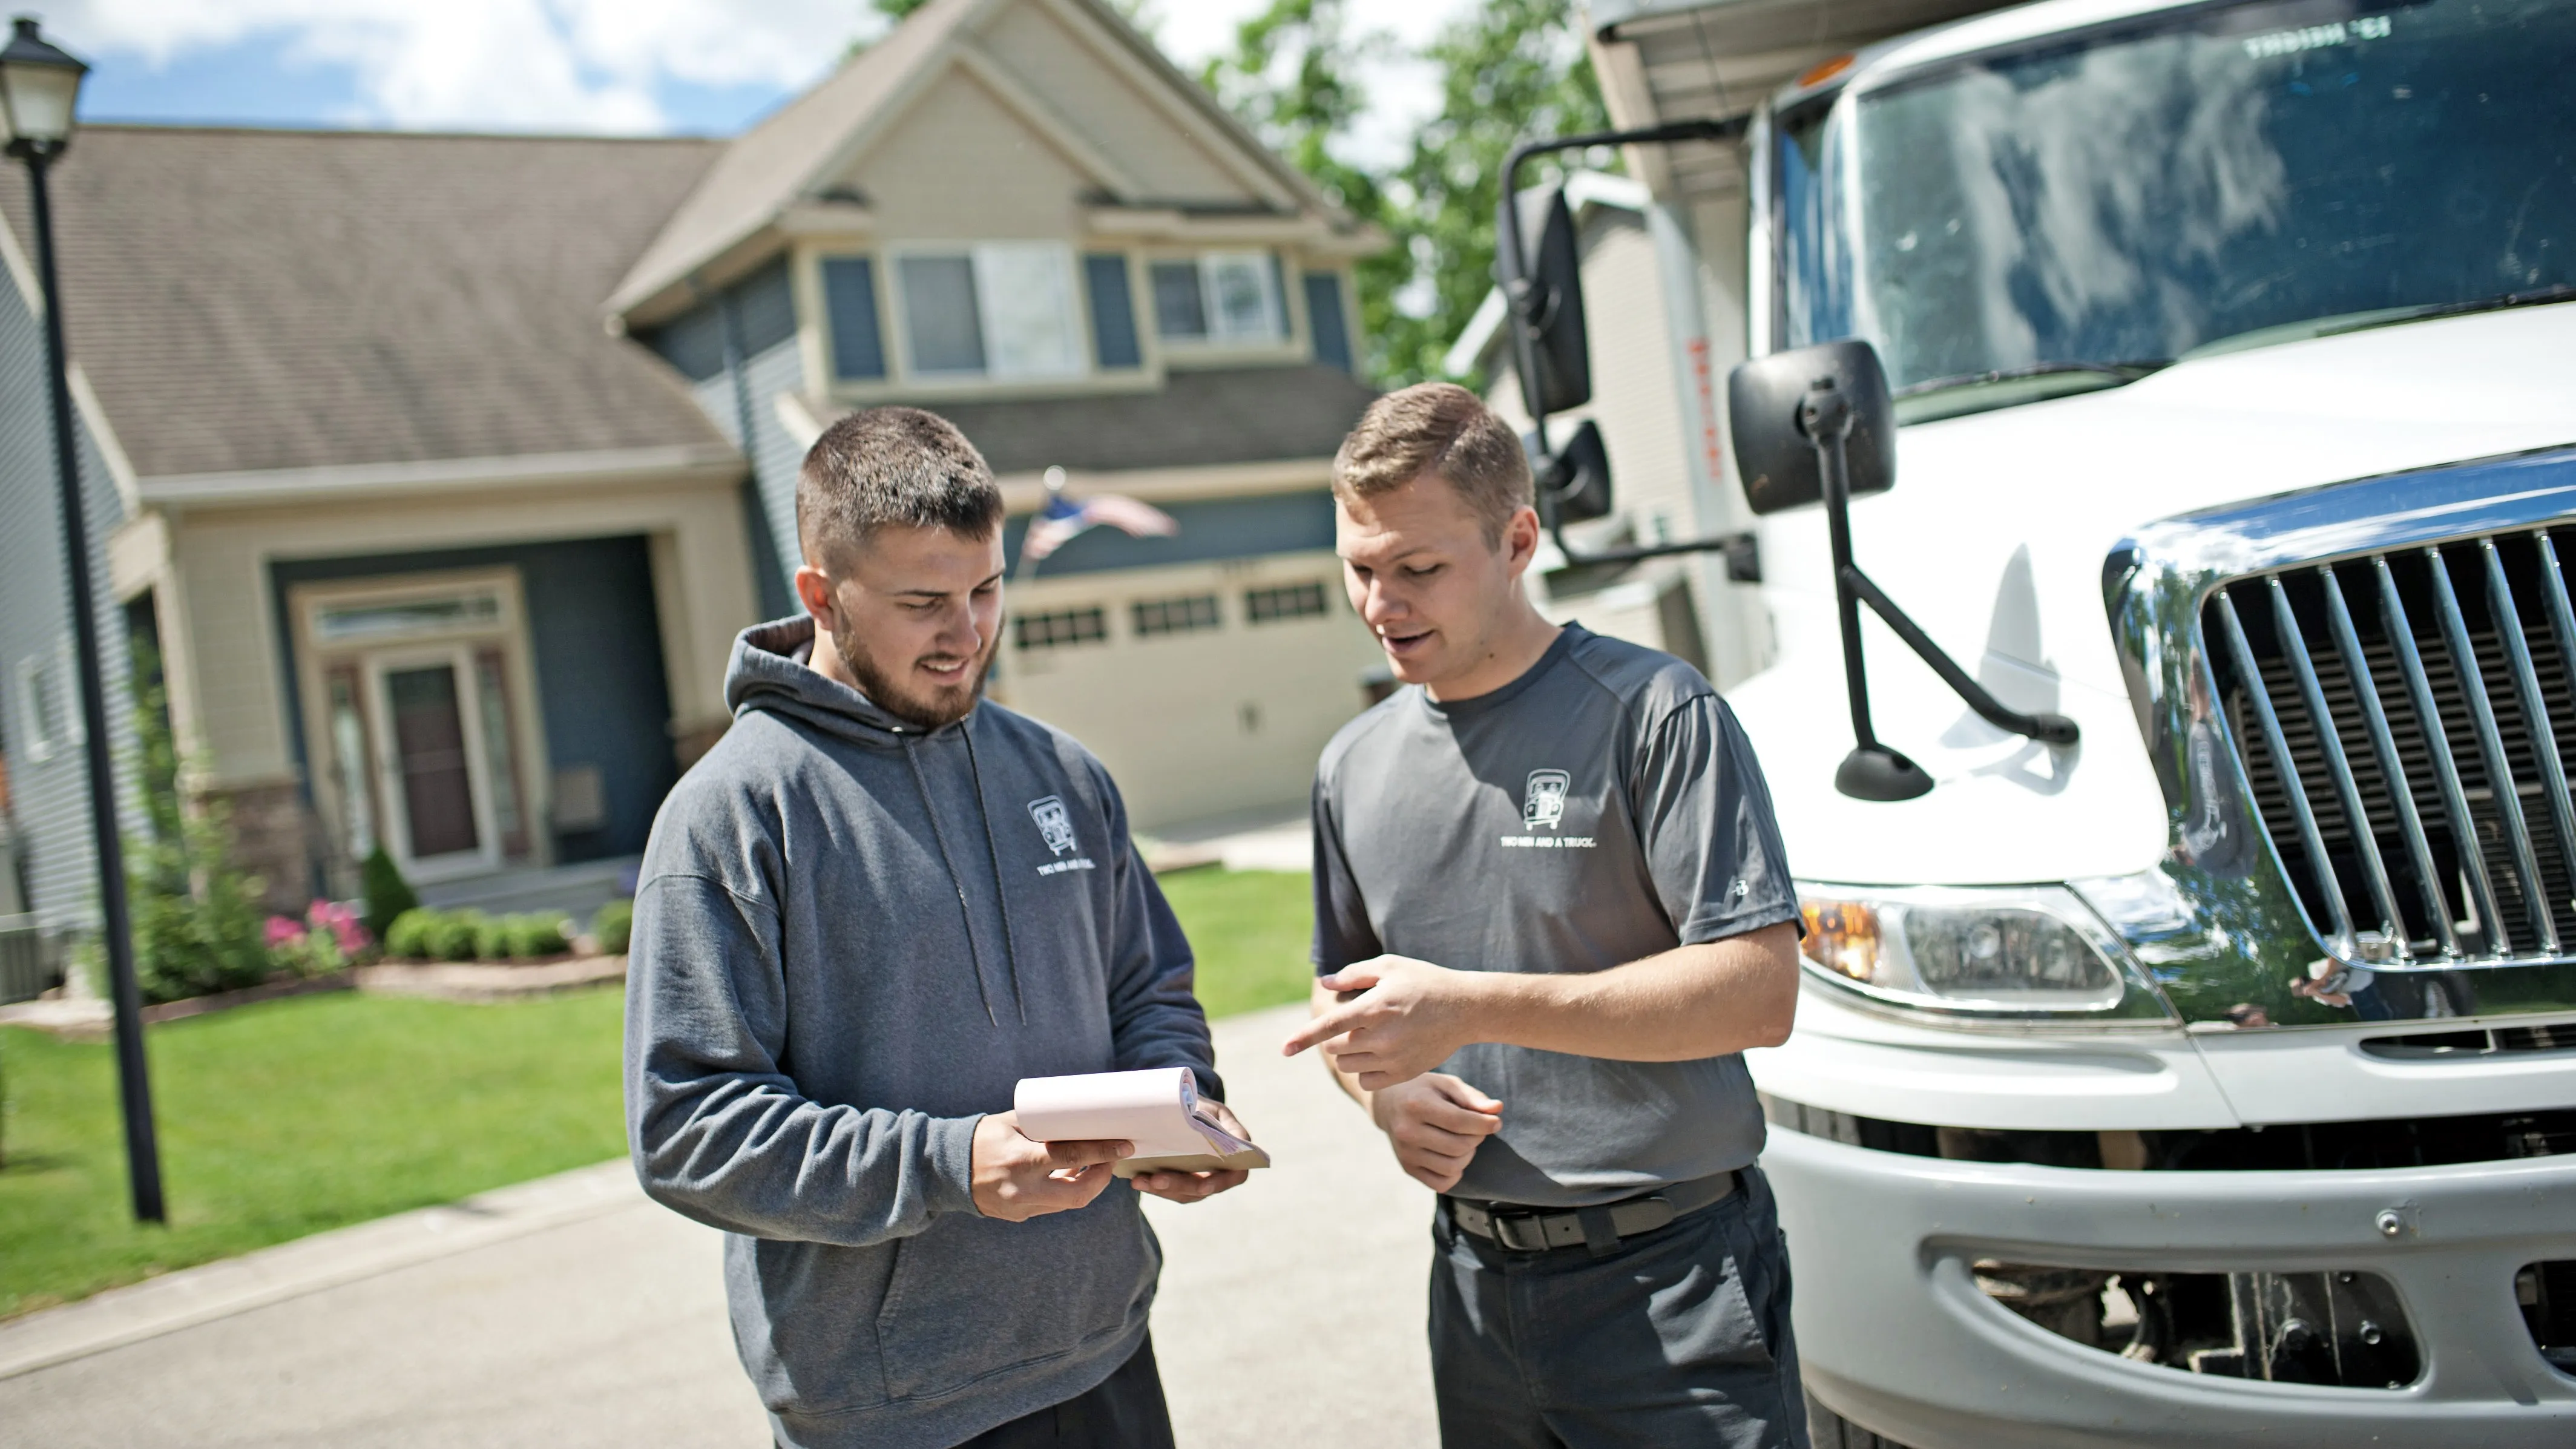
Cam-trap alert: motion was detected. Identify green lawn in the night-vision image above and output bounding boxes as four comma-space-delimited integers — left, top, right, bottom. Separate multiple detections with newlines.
0, 869, 1310, 1321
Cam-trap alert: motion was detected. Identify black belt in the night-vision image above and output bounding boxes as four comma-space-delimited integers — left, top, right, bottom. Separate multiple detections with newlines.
1443, 1170, 1740, 1257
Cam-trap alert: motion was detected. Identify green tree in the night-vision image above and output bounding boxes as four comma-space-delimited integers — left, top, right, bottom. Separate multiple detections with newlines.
1385, 0, 1612, 385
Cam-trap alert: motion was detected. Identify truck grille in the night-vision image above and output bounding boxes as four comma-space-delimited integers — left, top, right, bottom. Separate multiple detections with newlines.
2204, 528, 2576, 965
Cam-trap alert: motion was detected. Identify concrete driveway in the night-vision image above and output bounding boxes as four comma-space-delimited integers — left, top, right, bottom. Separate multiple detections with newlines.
0, 1003, 1438, 1448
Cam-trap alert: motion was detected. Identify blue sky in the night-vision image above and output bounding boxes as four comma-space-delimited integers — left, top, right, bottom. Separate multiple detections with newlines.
47, 1, 1469, 156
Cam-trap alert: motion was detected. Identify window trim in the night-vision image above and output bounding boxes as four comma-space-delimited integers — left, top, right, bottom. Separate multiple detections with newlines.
887, 241, 1091, 385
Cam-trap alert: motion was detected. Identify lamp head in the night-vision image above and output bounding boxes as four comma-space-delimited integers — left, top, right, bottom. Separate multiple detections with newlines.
0, 16, 87, 157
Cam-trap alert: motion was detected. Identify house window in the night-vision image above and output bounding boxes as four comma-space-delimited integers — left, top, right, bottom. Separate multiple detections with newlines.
1083, 254, 1142, 370
822, 257, 887, 381
1150, 251, 1285, 344
313, 591, 503, 643
1244, 582, 1330, 623
1014, 606, 1109, 651
899, 243, 1086, 381
12, 646, 79, 764
1304, 272, 1353, 372
1131, 594, 1221, 637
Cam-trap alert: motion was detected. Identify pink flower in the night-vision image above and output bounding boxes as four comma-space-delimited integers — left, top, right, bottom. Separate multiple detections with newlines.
308, 899, 369, 953
265, 916, 307, 949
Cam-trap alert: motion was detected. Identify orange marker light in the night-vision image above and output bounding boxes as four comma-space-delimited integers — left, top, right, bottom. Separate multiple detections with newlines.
1797, 53, 1857, 88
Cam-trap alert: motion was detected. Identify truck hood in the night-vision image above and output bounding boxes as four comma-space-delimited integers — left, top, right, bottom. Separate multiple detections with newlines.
1729, 301, 2576, 889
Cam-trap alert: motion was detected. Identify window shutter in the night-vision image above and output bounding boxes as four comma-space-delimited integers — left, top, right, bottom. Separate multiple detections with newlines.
1304, 272, 1353, 373
1269, 253, 1292, 337
1084, 254, 1142, 369
822, 257, 887, 380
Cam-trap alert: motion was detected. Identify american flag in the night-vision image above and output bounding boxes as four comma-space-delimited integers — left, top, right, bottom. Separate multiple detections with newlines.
1020, 490, 1178, 565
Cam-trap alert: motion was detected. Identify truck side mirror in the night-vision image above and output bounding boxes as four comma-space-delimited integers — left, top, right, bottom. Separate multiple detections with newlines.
1727, 340, 1896, 516
1503, 185, 1592, 417
1530, 418, 1613, 525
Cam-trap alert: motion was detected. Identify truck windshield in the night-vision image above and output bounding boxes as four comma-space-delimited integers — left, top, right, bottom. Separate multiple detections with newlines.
1776, 0, 2576, 422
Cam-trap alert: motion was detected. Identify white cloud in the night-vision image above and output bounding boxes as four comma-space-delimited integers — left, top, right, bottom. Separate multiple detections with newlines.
50, 0, 862, 132
44, 0, 1476, 140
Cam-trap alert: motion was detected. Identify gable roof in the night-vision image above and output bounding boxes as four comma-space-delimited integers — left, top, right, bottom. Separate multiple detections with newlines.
606, 0, 1346, 323
0, 125, 732, 484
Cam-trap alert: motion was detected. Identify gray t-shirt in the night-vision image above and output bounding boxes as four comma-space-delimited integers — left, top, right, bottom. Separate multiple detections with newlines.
1311, 625, 1799, 1208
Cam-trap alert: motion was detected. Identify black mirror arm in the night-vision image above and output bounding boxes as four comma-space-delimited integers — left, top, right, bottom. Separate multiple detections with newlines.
1838, 566, 2080, 747
1498, 117, 1750, 445
1545, 518, 1760, 573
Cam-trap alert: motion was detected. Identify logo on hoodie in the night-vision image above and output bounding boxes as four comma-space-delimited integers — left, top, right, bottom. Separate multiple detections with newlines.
1028, 795, 1077, 856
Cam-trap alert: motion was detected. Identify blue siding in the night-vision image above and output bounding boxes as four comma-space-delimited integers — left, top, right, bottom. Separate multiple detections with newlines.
1304, 272, 1353, 374
1004, 490, 1337, 577
822, 257, 886, 380
1083, 254, 1141, 370
270, 537, 677, 862
0, 254, 142, 933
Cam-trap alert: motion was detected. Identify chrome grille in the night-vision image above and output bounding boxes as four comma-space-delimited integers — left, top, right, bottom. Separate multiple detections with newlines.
2205, 530, 2576, 965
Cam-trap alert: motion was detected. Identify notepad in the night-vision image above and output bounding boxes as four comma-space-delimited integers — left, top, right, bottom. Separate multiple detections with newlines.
1013, 1066, 1271, 1177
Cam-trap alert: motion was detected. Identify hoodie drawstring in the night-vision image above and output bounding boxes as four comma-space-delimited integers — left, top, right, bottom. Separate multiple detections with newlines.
904, 738, 1000, 1028
961, 727, 1029, 1025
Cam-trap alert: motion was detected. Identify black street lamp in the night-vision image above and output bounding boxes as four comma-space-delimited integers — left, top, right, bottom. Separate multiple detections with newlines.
4, 15, 162, 1223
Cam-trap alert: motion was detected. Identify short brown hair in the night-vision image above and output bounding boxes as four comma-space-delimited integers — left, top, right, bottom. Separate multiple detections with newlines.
1331, 382, 1533, 545
796, 406, 1003, 564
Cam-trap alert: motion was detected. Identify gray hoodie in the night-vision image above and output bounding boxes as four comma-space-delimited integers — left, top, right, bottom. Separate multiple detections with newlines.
625, 617, 1220, 1449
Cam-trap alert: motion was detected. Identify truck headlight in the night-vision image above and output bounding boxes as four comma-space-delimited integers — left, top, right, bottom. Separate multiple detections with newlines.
1799, 884, 2174, 1022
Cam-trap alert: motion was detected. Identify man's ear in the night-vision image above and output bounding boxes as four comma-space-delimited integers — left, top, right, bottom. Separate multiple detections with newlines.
1500, 505, 1543, 579
792, 562, 837, 625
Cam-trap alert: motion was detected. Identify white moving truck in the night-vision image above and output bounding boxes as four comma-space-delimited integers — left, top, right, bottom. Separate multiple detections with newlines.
1490, 0, 2576, 1442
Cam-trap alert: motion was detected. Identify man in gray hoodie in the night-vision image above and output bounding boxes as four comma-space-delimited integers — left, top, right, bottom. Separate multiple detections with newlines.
626, 407, 1247, 1449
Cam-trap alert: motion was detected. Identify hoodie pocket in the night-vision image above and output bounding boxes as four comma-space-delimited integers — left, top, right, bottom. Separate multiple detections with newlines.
876, 1196, 1157, 1402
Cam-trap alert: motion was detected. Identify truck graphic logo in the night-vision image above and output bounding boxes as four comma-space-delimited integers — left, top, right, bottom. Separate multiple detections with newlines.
1523, 770, 1570, 831
1027, 795, 1076, 856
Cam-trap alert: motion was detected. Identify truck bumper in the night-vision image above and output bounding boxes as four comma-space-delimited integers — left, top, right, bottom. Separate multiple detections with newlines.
1764, 1125, 2576, 1447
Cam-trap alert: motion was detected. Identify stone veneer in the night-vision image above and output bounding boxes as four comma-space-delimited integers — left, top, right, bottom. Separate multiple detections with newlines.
203, 780, 316, 915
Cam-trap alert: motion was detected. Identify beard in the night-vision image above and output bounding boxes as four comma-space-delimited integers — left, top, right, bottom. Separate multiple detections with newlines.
832, 617, 996, 729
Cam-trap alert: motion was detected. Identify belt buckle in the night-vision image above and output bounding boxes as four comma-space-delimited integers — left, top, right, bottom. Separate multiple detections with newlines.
1490, 1209, 1551, 1253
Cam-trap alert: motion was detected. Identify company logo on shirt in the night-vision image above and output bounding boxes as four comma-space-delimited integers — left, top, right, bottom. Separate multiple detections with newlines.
1502, 769, 1594, 849
1522, 770, 1569, 830
1027, 795, 1097, 875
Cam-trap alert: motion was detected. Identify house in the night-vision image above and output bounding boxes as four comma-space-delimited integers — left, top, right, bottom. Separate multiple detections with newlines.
0, 0, 1382, 933
1448, 171, 1768, 691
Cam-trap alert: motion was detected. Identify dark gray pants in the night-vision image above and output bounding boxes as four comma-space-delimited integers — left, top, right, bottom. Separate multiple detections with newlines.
1430, 1166, 1809, 1449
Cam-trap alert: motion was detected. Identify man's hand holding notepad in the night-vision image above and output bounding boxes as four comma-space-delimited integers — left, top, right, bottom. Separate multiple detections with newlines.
1013, 1067, 1271, 1187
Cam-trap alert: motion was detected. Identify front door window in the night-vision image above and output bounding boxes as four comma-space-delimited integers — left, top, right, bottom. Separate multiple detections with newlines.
385, 662, 480, 861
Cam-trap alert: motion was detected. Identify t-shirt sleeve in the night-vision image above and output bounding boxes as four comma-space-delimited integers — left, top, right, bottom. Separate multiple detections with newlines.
1309, 770, 1382, 975
1635, 693, 1802, 944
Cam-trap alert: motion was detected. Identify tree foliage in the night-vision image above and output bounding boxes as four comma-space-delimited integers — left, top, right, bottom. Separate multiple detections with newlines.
1200, 0, 1610, 386
124, 639, 272, 1004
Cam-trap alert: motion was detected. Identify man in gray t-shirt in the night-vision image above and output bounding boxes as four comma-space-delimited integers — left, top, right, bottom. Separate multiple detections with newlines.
1286, 383, 1809, 1448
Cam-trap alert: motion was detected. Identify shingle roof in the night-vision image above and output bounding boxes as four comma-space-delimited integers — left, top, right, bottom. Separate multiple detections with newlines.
0, 125, 730, 481
901, 364, 1378, 475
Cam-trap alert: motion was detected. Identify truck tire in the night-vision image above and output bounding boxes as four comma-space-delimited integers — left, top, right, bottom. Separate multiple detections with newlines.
1806, 1388, 1918, 1449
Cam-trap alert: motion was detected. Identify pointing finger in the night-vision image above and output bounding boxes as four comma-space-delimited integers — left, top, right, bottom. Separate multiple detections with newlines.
1281, 1003, 1366, 1057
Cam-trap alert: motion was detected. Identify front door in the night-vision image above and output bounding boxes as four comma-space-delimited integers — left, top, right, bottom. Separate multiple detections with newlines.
367, 648, 501, 879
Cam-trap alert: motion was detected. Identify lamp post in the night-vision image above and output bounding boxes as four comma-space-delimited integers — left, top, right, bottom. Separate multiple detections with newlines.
4, 15, 162, 1223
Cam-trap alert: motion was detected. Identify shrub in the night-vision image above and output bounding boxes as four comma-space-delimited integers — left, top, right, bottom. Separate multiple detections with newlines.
505, 915, 570, 959
360, 847, 419, 942
593, 899, 633, 956
125, 637, 271, 1005
384, 908, 436, 961
426, 910, 483, 962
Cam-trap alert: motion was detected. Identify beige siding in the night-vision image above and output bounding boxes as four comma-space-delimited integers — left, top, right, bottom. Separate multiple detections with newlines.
850, 71, 1092, 242
996, 551, 1380, 830
162, 476, 757, 789
974, 4, 1254, 205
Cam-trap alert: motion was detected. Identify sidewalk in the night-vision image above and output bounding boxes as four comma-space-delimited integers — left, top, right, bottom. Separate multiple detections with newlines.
0, 1004, 1435, 1448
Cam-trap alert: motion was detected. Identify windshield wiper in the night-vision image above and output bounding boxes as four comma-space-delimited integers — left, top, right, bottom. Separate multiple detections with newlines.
1893, 360, 2170, 399
2182, 283, 2576, 361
